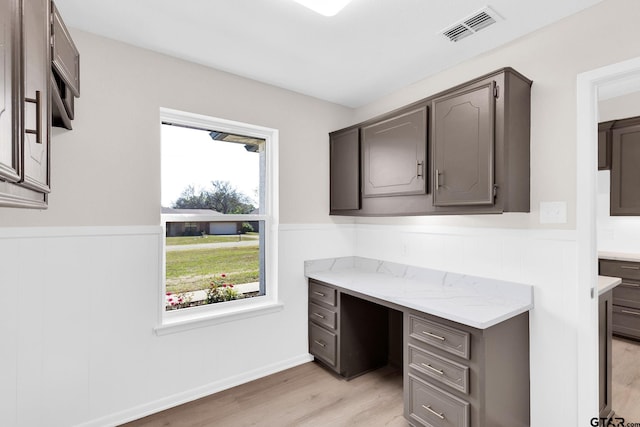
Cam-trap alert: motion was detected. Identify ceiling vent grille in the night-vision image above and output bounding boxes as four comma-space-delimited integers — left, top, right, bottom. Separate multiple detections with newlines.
441, 6, 501, 42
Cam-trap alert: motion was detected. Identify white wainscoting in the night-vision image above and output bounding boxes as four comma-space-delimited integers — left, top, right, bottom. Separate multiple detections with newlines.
0, 223, 580, 426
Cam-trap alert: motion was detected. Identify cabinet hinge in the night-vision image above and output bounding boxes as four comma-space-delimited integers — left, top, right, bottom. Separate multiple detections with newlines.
493, 85, 499, 98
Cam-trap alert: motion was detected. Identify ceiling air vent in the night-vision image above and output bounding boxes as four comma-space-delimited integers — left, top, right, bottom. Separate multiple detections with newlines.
441, 6, 501, 42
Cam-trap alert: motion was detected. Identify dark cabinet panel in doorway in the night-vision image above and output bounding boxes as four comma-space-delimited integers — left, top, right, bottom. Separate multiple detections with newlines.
432, 81, 495, 207
611, 123, 640, 215
362, 106, 427, 197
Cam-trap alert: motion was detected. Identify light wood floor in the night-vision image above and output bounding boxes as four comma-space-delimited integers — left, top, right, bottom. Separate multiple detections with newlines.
612, 337, 640, 422
122, 338, 640, 427
122, 362, 406, 427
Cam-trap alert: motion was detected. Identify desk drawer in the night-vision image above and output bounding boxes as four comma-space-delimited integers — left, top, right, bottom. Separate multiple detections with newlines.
309, 322, 337, 367
600, 259, 640, 281
408, 374, 470, 427
309, 281, 337, 307
613, 281, 640, 310
409, 315, 470, 360
408, 344, 469, 394
309, 302, 337, 330
613, 305, 640, 340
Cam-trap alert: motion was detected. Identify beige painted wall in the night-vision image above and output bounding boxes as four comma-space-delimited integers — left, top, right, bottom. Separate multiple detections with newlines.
0, 31, 354, 226
352, 0, 640, 229
2, 0, 639, 230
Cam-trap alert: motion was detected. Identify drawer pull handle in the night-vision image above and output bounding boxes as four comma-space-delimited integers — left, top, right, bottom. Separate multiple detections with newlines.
621, 265, 640, 270
422, 405, 445, 420
621, 309, 640, 316
314, 340, 326, 348
313, 313, 325, 319
422, 331, 446, 341
623, 283, 640, 288
313, 291, 325, 297
421, 363, 444, 375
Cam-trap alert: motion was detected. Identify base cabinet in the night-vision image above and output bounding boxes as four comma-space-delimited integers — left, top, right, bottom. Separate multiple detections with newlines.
404, 310, 529, 427
308, 280, 530, 427
599, 259, 640, 341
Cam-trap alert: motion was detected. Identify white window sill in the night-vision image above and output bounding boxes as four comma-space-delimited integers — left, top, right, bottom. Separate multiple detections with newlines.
155, 298, 284, 336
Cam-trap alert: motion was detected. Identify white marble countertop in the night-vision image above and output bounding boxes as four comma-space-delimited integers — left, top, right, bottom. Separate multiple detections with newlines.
599, 251, 640, 263
304, 257, 533, 330
598, 275, 622, 296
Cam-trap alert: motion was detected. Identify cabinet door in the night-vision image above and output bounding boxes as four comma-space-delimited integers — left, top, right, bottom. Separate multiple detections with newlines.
433, 82, 495, 206
52, 2, 80, 98
611, 123, 640, 215
362, 106, 427, 197
20, 0, 50, 193
0, 0, 20, 183
330, 128, 360, 211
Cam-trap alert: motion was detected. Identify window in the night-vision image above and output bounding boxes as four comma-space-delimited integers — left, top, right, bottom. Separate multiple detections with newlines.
157, 108, 280, 333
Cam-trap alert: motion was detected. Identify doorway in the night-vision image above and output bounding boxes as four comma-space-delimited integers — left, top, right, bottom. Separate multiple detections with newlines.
577, 56, 640, 425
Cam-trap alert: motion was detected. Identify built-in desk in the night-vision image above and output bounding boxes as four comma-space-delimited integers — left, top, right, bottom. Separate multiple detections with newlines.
305, 257, 533, 427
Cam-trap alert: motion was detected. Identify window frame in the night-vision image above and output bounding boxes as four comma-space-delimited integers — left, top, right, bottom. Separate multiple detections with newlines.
155, 108, 281, 335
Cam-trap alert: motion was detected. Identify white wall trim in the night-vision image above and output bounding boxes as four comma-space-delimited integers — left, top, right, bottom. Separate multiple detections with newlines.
0, 225, 161, 239
576, 55, 640, 425
76, 353, 313, 427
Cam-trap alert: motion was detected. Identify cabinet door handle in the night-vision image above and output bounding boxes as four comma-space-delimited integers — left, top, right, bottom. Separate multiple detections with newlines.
313, 313, 325, 319
621, 310, 640, 316
422, 405, 445, 420
435, 169, 442, 188
24, 91, 42, 144
313, 340, 326, 348
421, 363, 444, 375
623, 282, 640, 288
417, 161, 424, 178
422, 331, 446, 341
313, 291, 325, 297
621, 265, 640, 270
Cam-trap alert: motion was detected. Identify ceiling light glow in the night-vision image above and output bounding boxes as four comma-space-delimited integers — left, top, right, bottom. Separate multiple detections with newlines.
293, 0, 352, 17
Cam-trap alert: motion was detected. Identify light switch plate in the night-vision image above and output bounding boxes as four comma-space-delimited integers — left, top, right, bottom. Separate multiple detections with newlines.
540, 201, 568, 224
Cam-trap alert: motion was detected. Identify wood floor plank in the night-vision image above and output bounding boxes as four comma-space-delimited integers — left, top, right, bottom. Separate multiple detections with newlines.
612, 337, 640, 423
121, 362, 406, 427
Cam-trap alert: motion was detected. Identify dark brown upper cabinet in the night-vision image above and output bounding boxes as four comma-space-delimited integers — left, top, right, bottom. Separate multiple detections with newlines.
432, 82, 495, 206
0, 0, 78, 208
51, 1, 80, 129
329, 128, 360, 212
611, 120, 640, 215
598, 121, 614, 170
327, 67, 531, 217
362, 106, 427, 198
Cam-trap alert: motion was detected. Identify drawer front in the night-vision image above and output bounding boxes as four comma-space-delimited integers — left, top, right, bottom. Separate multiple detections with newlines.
612, 281, 640, 310
408, 344, 469, 394
409, 315, 470, 360
600, 259, 640, 281
408, 374, 470, 427
613, 305, 640, 340
309, 302, 337, 330
309, 281, 337, 307
309, 322, 337, 367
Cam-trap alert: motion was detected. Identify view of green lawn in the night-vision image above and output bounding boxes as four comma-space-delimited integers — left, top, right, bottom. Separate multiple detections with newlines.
166, 232, 259, 246
165, 244, 260, 293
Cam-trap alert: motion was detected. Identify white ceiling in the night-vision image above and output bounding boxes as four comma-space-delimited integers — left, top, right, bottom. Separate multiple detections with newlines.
54, 0, 602, 108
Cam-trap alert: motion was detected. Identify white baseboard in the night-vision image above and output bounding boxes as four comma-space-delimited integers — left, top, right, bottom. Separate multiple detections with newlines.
76, 353, 314, 427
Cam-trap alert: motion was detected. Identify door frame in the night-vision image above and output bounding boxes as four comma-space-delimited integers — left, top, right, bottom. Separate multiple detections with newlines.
576, 55, 640, 424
